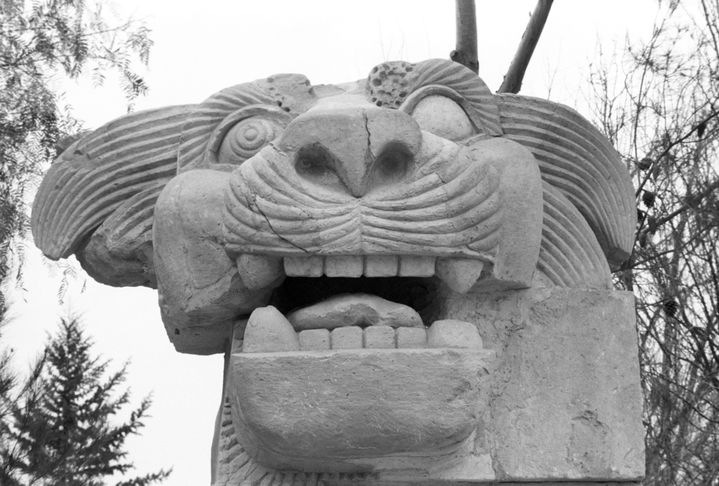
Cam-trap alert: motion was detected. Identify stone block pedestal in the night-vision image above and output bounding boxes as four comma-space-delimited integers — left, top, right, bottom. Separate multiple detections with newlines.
214, 287, 645, 485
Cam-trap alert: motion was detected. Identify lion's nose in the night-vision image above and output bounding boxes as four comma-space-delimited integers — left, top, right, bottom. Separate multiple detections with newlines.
277, 107, 422, 197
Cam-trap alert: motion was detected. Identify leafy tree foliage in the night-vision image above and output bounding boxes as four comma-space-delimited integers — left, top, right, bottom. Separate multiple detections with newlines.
0, 318, 170, 485
590, 1, 719, 483
0, 0, 152, 319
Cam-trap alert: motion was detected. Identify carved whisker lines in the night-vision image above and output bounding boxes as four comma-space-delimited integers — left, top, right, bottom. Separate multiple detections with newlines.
251, 197, 354, 224
224, 147, 502, 257
366, 178, 499, 223
233, 169, 356, 220
363, 200, 501, 238
361, 162, 501, 253
370, 153, 494, 205
224, 201, 359, 254
226, 171, 358, 223
255, 155, 352, 206
368, 173, 474, 210
251, 205, 357, 237
361, 229, 499, 256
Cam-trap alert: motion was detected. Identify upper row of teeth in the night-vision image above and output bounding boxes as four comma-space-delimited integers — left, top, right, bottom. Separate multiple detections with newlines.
236, 254, 487, 293
285, 255, 436, 278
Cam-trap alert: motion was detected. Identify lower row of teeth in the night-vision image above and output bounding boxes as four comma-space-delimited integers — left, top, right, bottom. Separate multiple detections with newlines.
241, 306, 483, 353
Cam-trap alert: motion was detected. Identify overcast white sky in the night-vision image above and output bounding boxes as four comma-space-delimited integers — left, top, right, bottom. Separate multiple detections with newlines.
3, 1, 658, 484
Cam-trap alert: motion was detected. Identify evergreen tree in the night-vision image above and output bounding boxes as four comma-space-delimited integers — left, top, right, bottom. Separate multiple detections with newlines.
0, 318, 170, 485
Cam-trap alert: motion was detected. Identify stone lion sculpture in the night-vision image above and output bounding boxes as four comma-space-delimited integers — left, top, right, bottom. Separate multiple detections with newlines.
32, 59, 644, 485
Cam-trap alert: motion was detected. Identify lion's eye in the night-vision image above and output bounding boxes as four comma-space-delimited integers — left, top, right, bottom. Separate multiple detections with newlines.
219, 118, 282, 164
410, 95, 474, 141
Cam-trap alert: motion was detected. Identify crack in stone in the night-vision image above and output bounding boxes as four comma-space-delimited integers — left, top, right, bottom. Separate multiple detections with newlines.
246, 192, 310, 254
363, 109, 372, 160
359, 111, 373, 253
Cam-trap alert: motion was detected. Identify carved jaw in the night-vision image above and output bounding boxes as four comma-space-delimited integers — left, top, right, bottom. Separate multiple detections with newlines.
229, 281, 495, 472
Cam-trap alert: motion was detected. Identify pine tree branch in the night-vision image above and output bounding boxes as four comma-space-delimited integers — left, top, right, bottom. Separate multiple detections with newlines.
498, 0, 554, 93
2, 318, 169, 484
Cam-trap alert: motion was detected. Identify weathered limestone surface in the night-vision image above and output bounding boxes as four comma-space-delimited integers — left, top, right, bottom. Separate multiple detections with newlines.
440, 287, 645, 482
231, 348, 493, 473
30, 58, 643, 484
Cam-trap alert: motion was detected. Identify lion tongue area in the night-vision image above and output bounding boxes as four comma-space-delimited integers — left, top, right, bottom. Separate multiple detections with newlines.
287, 293, 423, 330
241, 294, 483, 353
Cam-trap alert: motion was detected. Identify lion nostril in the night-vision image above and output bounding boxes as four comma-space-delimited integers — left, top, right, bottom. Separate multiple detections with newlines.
372, 142, 413, 184
295, 144, 342, 187
296, 144, 332, 175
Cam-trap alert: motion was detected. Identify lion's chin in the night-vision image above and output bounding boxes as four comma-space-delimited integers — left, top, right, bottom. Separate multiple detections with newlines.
226, 274, 495, 473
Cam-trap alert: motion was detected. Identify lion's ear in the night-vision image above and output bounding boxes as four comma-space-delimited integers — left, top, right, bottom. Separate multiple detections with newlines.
498, 93, 636, 271
32, 104, 196, 288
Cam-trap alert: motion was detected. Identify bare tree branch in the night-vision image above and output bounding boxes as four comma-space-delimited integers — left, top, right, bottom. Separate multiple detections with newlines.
645, 178, 719, 234
596, 2, 719, 480
498, 0, 554, 93
635, 107, 719, 197
450, 0, 478, 73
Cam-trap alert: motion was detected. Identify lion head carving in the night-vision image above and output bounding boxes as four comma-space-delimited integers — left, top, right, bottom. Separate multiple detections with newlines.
32, 59, 642, 484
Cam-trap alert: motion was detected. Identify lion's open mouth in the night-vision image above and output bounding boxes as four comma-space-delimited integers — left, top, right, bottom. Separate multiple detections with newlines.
227, 254, 494, 472
233, 255, 489, 352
